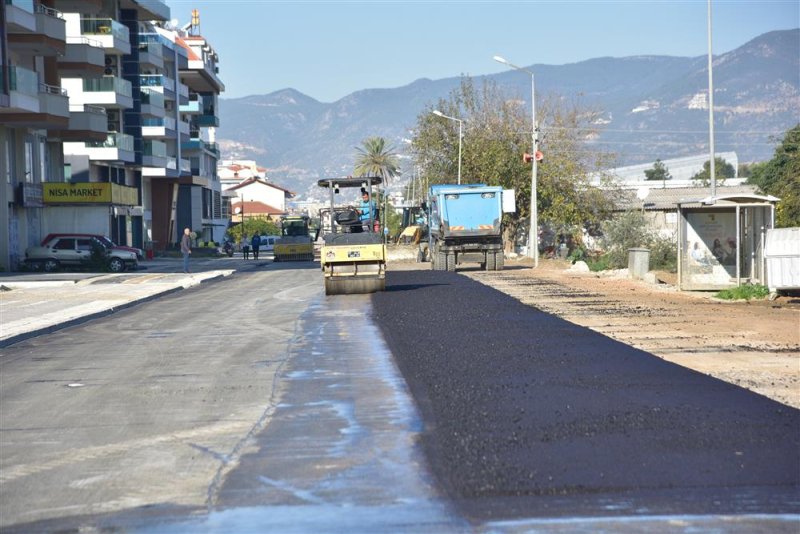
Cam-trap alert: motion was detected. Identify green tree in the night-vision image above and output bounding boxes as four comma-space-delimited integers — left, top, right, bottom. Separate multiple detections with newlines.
353, 137, 401, 186
228, 217, 279, 244
644, 159, 672, 182
691, 157, 736, 186
411, 77, 614, 251
747, 124, 800, 227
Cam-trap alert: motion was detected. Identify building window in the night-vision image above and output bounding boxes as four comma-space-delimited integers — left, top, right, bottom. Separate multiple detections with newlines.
4, 138, 12, 184
24, 140, 34, 183
39, 138, 47, 182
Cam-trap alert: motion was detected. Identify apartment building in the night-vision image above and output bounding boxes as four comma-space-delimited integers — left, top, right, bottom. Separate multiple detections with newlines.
1, 1, 223, 270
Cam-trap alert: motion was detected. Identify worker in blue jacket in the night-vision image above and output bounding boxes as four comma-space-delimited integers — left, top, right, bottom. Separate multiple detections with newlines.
357, 190, 376, 232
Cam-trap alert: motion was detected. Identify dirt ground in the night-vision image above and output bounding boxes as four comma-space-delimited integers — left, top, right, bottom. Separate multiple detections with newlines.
389, 251, 800, 410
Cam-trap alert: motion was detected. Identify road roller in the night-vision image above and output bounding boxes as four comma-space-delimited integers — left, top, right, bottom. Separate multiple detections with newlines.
318, 176, 386, 295
273, 215, 315, 262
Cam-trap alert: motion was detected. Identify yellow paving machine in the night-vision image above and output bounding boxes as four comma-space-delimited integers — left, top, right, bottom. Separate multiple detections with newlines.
318, 176, 386, 295
273, 215, 315, 262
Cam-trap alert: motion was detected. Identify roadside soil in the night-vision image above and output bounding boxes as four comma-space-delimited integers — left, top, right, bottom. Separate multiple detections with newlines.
389, 251, 800, 409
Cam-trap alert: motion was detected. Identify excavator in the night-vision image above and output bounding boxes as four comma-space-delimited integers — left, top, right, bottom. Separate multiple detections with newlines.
273, 215, 315, 262
317, 176, 386, 295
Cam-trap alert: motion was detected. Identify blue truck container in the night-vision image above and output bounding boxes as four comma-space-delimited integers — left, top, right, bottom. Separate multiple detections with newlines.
426, 183, 505, 271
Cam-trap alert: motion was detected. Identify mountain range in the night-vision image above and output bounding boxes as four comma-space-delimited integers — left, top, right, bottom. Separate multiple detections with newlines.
217, 29, 800, 198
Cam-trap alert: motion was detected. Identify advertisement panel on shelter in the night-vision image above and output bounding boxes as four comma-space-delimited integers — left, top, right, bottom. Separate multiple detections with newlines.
684, 211, 737, 286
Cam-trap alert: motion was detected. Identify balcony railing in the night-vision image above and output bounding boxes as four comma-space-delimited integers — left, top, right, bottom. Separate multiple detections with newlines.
166, 157, 177, 170
40, 83, 68, 96
139, 74, 174, 92
66, 35, 103, 48
69, 104, 106, 115
142, 116, 175, 129
34, 3, 64, 19
138, 41, 163, 58
138, 32, 169, 47
143, 140, 167, 158
140, 88, 164, 108
81, 18, 130, 44
1, 65, 39, 95
86, 132, 134, 151
82, 77, 132, 97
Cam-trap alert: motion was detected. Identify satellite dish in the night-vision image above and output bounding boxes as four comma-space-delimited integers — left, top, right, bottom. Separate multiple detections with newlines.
636, 186, 650, 201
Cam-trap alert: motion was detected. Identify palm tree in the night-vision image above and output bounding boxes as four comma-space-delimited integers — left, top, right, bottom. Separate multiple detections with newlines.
353, 137, 401, 187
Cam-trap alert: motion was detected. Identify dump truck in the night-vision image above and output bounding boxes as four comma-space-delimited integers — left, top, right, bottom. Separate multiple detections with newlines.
426, 183, 512, 271
273, 215, 315, 262
317, 176, 386, 295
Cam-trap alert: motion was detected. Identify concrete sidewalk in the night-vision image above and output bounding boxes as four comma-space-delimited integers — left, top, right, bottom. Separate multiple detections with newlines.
0, 261, 237, 348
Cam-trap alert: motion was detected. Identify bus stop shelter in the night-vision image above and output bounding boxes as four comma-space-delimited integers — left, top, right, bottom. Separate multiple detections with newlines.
678, 193, 778, 291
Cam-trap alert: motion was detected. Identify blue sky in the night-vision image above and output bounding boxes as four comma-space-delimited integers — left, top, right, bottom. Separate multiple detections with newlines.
164, 1, 799, 102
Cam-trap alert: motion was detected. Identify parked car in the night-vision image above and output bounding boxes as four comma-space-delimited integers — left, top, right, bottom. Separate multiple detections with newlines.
258, 235, 280, 253
40, 233, 144, 260
25, 236, 138, 272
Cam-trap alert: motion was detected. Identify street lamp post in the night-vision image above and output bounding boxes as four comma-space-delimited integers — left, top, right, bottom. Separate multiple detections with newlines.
432, 109, 463, 185
493, 55, 538, 267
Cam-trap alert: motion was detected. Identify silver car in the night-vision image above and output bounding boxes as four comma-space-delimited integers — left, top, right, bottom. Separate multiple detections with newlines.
25, 236, 138, 273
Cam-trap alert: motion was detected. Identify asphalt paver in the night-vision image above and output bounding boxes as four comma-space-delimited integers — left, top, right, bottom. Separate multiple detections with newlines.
371, 270, 800, 523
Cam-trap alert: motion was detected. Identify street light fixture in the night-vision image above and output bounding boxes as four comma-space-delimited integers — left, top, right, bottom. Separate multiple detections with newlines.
432, 109, 463, 185
493, 54, 538, 267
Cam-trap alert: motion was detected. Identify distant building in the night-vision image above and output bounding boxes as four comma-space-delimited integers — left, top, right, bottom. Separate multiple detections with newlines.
224, 177, 294, 219
592, 152, 742, 189
218, 160, 268, 188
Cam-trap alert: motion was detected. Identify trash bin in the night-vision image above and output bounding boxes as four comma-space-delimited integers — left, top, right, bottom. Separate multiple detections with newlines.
628, 248, 650, 280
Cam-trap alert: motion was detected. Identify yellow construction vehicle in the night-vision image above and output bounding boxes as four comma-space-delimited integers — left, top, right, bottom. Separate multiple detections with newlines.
273, 215, 315, 262
318, 176, 386, 295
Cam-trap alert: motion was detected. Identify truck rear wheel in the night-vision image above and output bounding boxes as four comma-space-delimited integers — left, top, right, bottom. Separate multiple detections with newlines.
445, 253, 456, 272
486, 252, 497, 271
436, 250, 447, 271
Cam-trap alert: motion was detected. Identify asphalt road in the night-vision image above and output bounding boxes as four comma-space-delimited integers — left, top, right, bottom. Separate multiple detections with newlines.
371, 269, 800, 524
2, 262, 799, 532
0, 263, 320, 531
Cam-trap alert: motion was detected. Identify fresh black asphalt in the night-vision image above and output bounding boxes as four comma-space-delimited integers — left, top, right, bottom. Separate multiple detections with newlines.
371, 270, 800, 522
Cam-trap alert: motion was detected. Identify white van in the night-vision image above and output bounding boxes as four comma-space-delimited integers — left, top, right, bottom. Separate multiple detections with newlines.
258, 235, 280, 252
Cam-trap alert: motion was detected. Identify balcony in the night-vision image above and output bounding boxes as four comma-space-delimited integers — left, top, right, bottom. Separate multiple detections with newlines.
123, 0, 170, 22
5, 0, 36, 33
178, 118, 190, 135
142, 139, 167, 168
38, 83, 70, 119
196, 113, 219, 127
58, 36, 104, 76
0, 67, 69, 128
137, 37, 164, 69
7, 3, 66, 56
142, 116, 176, 138
140, 74, 175, 94
80, 18, 130, 55
64, 132, 135, 163
139, 88, 165, 118
182, 138, 219, 158
57, 105, 108, 142
0, 65, 39, 113
179, 96, 201, 114
78, 76, 133, 109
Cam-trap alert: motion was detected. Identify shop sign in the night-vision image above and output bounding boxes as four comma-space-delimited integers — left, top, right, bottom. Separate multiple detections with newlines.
43, 183, 139, 206
17, 183, 44, 208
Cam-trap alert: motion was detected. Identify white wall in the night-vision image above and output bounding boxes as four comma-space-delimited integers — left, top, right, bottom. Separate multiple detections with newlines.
42, 206, 112, 236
